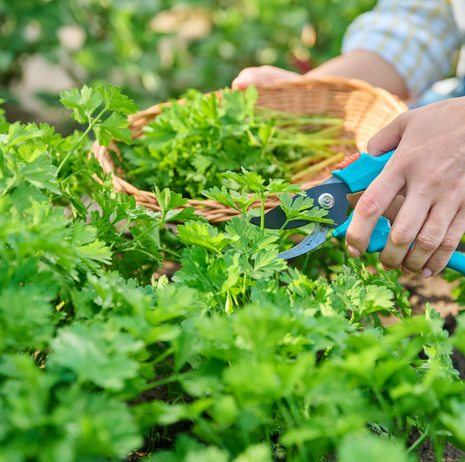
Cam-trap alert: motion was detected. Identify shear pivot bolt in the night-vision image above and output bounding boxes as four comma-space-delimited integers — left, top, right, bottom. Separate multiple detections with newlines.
318, 193, 335, 209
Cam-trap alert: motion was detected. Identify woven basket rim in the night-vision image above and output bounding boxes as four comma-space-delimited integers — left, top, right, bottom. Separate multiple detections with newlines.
91, 76, 408, 222
128, 75, 407, 123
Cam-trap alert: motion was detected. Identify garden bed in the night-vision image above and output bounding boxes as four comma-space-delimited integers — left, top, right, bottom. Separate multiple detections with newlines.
2, 84, 465, 462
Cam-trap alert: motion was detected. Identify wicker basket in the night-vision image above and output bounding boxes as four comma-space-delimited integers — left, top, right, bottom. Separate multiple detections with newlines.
92, 76, 408, 223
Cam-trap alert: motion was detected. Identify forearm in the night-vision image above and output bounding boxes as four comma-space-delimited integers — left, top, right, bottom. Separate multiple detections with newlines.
304, 50, 409, 99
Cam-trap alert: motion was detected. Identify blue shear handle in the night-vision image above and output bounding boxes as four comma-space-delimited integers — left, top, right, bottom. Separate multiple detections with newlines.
333, 212, 465, 275
447, 253, 465, 275
332, 150, 396, 193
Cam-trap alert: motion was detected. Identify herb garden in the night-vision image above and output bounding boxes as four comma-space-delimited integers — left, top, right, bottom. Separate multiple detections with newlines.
0, 80, 465, 462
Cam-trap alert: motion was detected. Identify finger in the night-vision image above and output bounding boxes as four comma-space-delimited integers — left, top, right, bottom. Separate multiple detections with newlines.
422, 208, 465, 277
379, 194, 431, 270
401, 203, 457, 273
366, 112, 408, 157
232, 69, 258, 90
349, 193, 405, 224
345, 166, 405, 257
232, 67, 265, 90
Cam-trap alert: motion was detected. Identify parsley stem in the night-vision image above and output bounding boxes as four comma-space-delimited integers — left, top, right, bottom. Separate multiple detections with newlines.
277, 399, 295, 428
374, 388, 390, 420
152, 347, 174, 366
265, 426, 271, 449
144, 374, 179, 389
291, 151, 344, 182
115, 220, 161, 254
61, 168, 86, 183
272, 138, 355, 147
143, 369, 194, 390
61, 169, 102, 188
56, 107, 107, 175
407, 424, 430, 453
109, 219, 132, 251
160, 247, 182, 259
302, 252, 310, 274
260, 194, 265, 230
286, 149, 334, 170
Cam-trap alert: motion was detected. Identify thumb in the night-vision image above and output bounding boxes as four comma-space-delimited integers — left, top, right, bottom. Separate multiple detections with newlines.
367, 112, 408, 157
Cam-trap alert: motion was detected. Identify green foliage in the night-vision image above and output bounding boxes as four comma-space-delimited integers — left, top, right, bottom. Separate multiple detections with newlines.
338, 433, 416, 462
1, 84, 465, 462
59, 84, 138, 159
117, 87, 346, 198
0, 0, 377, 106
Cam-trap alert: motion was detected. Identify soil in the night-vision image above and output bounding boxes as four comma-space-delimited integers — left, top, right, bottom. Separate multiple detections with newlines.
380, 272, 463, 326
153, 259, 181, 281
126, 420, 193, 461
401, 272, 463, 319
408, 428, 465, 462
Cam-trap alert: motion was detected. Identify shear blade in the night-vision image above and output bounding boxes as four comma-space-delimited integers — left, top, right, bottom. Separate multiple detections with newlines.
277, 223, 331, 260
249, 207, 310, 229
250, 178, 351, 230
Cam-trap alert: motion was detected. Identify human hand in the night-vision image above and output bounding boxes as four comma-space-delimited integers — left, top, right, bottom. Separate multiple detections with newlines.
345, 97, 465, 278
232, 65, 300, 90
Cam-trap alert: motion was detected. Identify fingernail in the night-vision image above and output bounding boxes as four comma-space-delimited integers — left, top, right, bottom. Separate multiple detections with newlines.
347, 245, 360, 258
401, 266, 412, 274
380, 263, 391, 272
422, 268, 433, 279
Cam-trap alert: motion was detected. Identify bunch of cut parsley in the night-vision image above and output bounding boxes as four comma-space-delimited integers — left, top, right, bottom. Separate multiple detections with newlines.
112, 86, 352, 198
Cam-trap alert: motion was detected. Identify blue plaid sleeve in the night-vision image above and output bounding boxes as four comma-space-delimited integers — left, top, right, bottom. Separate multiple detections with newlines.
342, 0, 463, 98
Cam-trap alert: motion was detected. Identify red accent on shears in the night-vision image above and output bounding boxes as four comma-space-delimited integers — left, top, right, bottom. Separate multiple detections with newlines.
335, 153, 361, 170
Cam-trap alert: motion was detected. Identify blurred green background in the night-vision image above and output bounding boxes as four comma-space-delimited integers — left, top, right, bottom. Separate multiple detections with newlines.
1, 0, 376, 126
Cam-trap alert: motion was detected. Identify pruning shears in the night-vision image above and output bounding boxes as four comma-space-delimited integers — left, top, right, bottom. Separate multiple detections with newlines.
250, 150, 465, 275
